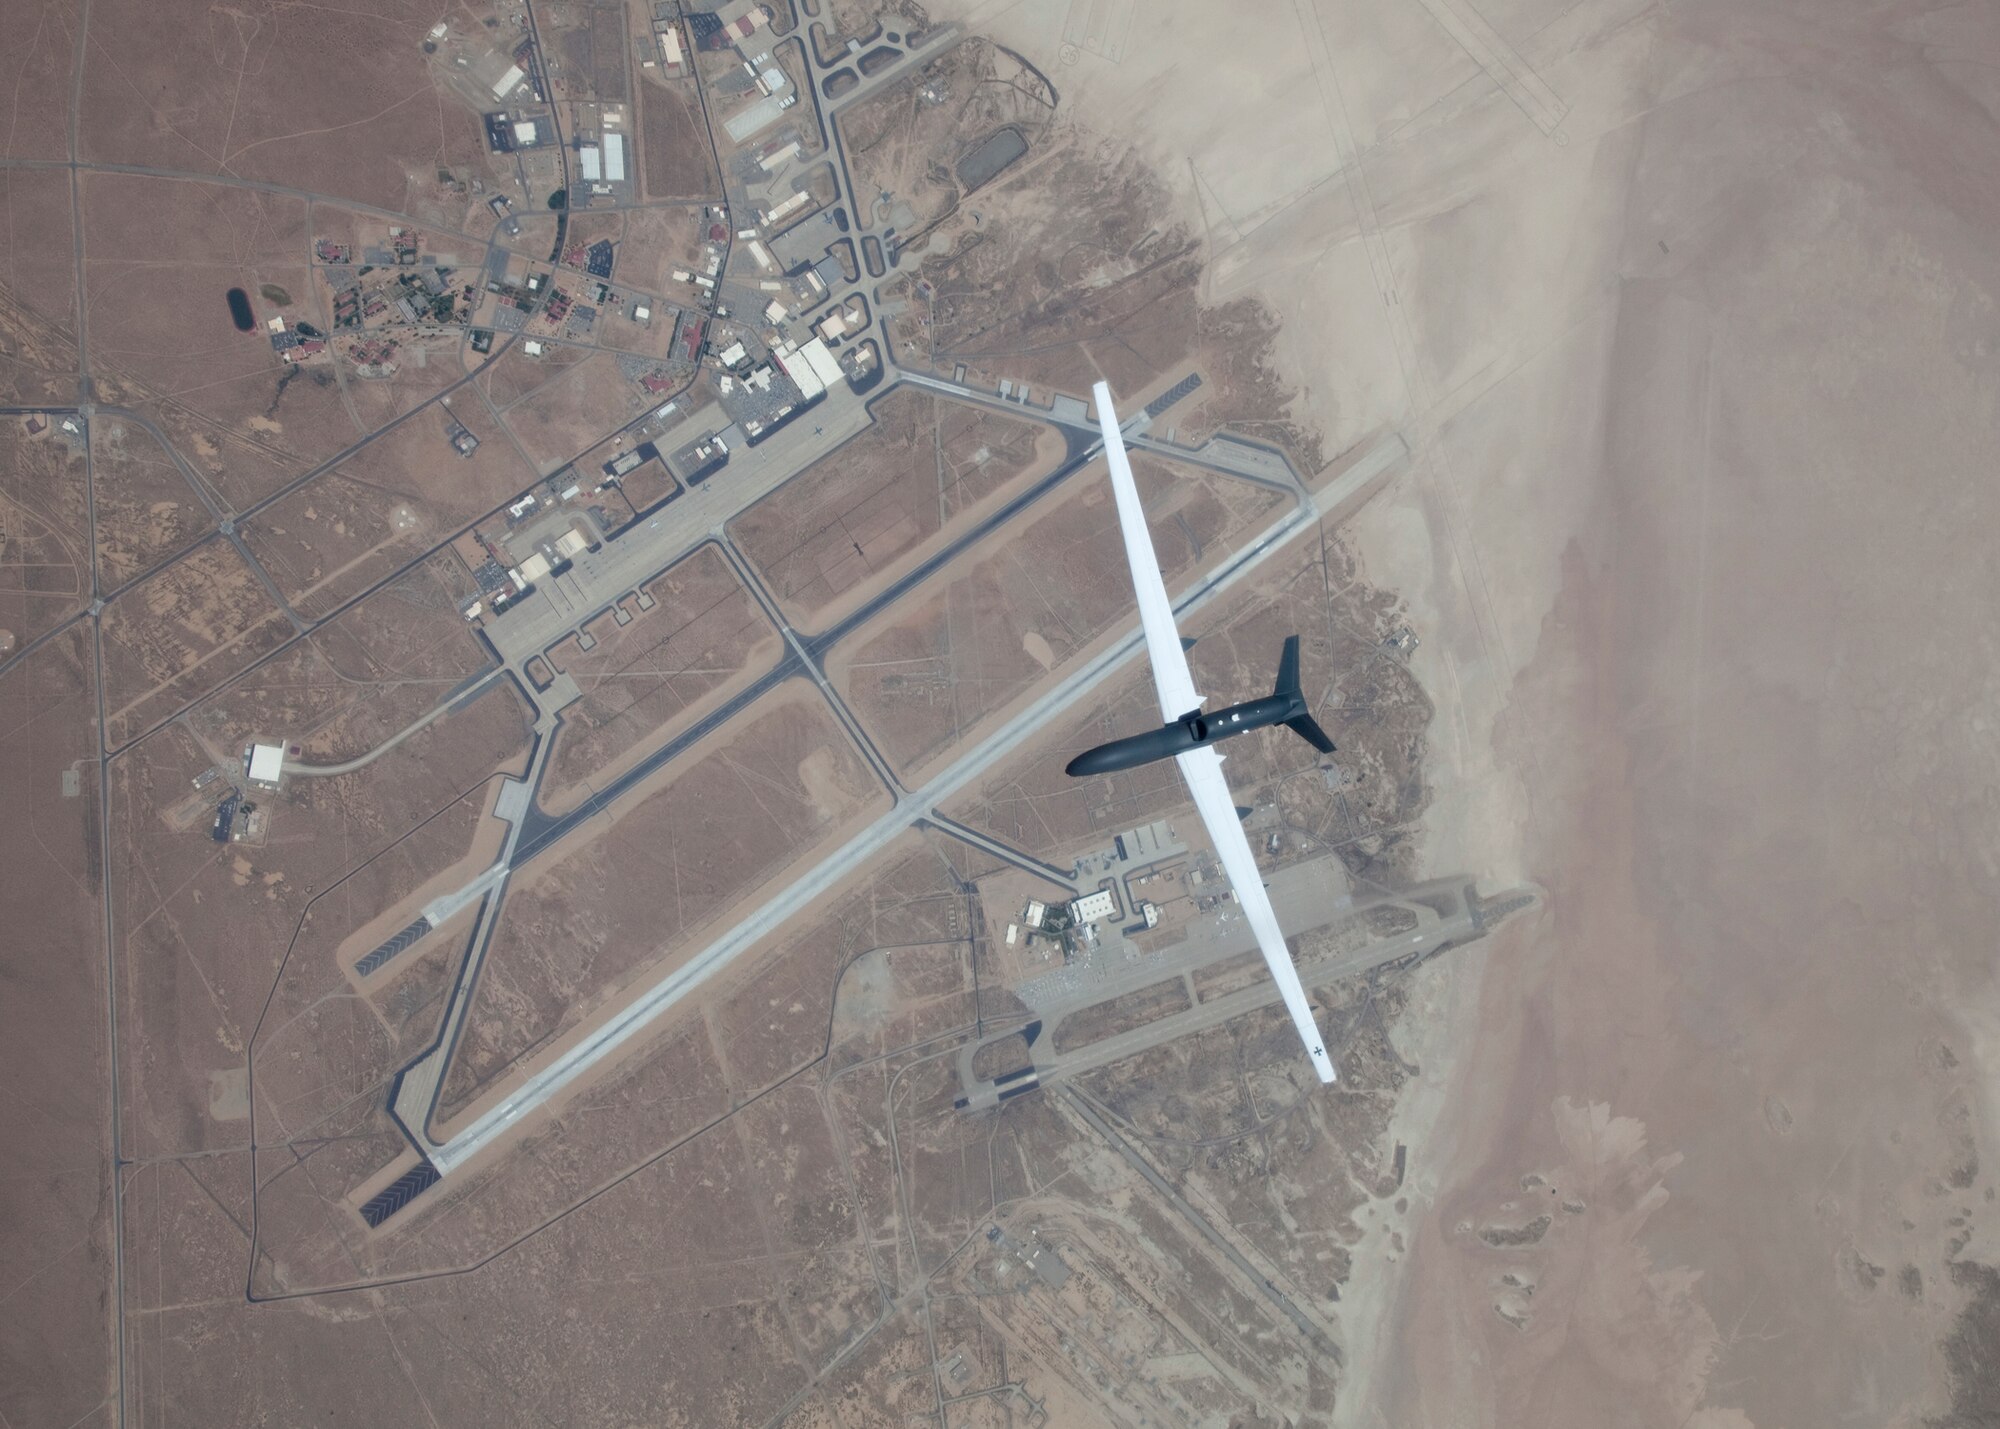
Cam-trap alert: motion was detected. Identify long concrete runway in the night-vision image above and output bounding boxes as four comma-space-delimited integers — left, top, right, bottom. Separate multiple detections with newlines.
406, 415, 1408, 1172
421, 491, 1325, 1172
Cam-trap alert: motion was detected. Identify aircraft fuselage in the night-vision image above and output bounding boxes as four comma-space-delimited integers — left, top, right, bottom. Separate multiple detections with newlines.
1066, 691, 1308, 777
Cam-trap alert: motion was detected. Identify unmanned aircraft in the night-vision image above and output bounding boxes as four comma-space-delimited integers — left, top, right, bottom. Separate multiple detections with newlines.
1068, 383, 1339, 1084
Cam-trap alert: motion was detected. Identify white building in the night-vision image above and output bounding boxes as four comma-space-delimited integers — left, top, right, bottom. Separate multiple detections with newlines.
773, 336, 845, 399
246, 743, 285, 787
1071, 890, 1118, 925
760, 189, 808, 227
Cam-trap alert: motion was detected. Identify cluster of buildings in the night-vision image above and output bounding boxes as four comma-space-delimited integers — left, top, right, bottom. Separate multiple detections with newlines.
560, 238, 617, 279
664, 1, 793, 145
692, 218, 875, 442
444, 415, 480, 458
194, 740, 287, 845
345, 336, 401, 377
266, 315, 327, 364
484, 110, 550, 153
453, 474, 612, 623
321, 228, 478, 340
485, 32, 545, 107
1002, 820, 1201, 955
576, 128, 629, 189
651, 6, 689, 77
1010, 886, 1146, 956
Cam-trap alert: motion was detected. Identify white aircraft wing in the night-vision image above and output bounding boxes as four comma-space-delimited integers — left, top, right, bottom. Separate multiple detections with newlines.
1094, 379, 1336, 1085
1179, 746, 1339, 1083
1094, 381, 1201, 722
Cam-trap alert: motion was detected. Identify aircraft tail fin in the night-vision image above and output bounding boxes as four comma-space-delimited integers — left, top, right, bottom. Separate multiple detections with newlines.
1273, 635, 1302, 700
1287, 714, 1336, 754
1273, 636, 1336, 754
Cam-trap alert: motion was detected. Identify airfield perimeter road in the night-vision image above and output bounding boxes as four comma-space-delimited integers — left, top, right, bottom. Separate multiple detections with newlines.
422, 478, 1350, 1172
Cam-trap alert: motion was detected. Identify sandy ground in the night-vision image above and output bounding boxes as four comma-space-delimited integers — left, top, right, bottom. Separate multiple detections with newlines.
940, 0, 2000, 1422
6, 0, 1996, 1418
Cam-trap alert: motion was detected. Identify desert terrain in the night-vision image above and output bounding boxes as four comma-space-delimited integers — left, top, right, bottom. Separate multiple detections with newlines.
932, 0, 2000, 1423
3, 0, 1996, 1424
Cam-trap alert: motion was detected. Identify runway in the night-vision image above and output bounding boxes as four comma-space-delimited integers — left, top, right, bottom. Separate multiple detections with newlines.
421, 493, 1323, 1172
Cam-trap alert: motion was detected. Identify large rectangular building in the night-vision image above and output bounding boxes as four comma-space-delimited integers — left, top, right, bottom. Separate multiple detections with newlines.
1071, 890, 1117, 924
772, 337, 844, 400
724, 92, 790, 144
246, 743, 285, 786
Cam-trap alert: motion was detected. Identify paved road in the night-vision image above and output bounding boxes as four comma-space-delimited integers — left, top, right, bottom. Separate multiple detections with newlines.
388, 716, 551, 1145
923, 813, 1079, 892
821, 26, 961, 118
717, 538, 904, 797
284, 668, 506, 776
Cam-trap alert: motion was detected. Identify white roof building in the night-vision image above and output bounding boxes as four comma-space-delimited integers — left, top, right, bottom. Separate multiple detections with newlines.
775, 343, 824, 399
247, 743, 285, 785
603, 132, 627, 183
1071, 890, 1117, 924
796, 338, 844, 390
578, 144, 602, 182
759, 140, 801, 172
724, 92, 790, 144
491, 63, 525, 99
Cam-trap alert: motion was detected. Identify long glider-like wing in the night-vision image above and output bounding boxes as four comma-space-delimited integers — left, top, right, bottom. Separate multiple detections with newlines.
1093, 382, 1201, 722
1179, 746, 1339, 1082
1092, 381, 1337, 1085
